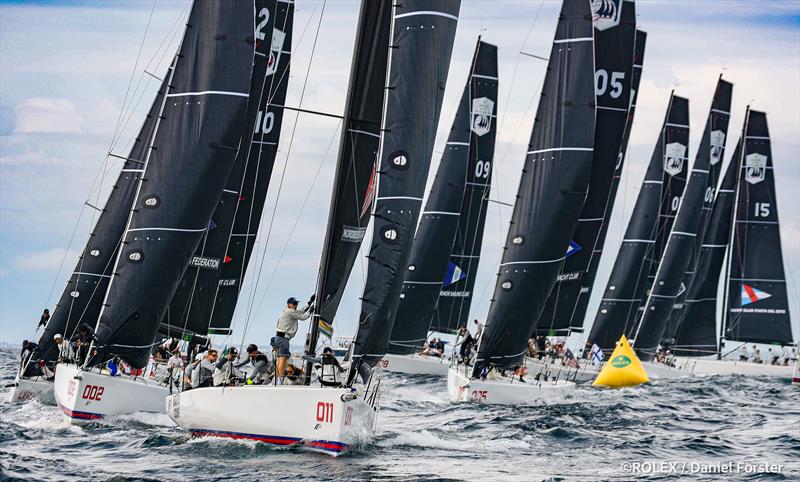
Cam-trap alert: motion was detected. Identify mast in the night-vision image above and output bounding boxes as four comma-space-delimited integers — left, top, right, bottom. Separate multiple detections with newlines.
535, 0, 637, 336
348, 0, 461, 383
472, 0, 595, 377
388, 39, 498, 354
568, 28, 647, 334
672, 138, 741, 356
302, 0, 393, 382
164, 0, 292, 342
588, 93, 689, 351
634, 79, 732, 360
36, 73, 171, 362
723, 110, 793, 346
90, 1, 255, 368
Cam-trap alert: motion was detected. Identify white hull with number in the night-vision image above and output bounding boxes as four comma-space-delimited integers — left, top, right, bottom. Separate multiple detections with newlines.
447, 366, 576, 406
381, 353, 450, 376
166, 384, 377, 456
675, 357, 794, 379
53, 363, 169, 423
524, 357, 602, 384
8, 377, 55, 405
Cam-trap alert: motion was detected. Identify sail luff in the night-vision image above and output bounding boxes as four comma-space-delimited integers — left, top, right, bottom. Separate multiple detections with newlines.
387, 39, 498, 354
473, 0, 596, 376
163, 0, 290, 341
635, 80, 734, 360
588, 93, 689, 351
534, 0, 637, 336
91, 1, 255, 368
349, 0, 461, 380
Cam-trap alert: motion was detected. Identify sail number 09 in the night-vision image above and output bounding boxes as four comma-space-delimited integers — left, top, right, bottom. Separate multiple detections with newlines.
595, 69, 624, 99
475, 160, 491, 179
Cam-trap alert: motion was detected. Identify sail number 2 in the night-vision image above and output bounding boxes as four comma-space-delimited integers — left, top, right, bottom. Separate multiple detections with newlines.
316, 402, 334, 423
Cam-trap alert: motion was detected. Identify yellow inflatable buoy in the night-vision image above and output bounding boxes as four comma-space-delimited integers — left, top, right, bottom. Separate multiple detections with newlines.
592, 335, 649, 388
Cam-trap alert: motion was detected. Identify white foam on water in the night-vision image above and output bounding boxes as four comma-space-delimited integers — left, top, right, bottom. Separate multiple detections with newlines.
114, 411, 176, 427
379, 429, 530, 453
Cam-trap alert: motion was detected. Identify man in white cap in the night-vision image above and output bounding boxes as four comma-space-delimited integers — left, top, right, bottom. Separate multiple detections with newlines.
54, 334, 75, 363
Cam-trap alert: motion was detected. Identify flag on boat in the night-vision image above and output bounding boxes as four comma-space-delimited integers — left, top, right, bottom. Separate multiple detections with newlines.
443, 262, 466, 286
740, 284, 771, 306
318, 318, 334, 340
565, 348, 579, 368
592, 334, 649, 388
591, 344, 604, 364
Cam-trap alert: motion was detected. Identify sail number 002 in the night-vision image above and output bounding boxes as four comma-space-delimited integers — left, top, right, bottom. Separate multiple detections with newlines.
82, 385, 104, 401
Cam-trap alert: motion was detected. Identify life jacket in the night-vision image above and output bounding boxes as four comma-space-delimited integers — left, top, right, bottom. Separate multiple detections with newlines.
319, 358, 341, 387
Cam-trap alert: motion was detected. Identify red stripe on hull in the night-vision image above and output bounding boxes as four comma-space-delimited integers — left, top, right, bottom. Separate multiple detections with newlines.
191, 429, 348, 454
59, 404, 104, 420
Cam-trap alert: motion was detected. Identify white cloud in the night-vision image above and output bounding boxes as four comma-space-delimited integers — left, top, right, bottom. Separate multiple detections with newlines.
13, 248, 80, 272
14, 98, 83, 134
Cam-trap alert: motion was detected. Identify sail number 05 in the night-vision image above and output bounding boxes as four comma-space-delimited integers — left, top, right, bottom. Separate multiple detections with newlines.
595, 69, 624, 99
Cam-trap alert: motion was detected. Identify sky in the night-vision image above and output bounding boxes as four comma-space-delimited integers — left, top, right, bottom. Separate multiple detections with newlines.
1, 0, 798, 350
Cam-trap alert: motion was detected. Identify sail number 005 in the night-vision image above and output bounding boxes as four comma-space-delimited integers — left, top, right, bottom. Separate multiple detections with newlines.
595, 69, 624, 99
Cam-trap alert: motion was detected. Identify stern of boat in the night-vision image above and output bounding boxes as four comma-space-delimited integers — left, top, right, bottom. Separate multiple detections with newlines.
381, 353, 450, 376
9, 377, 55, 405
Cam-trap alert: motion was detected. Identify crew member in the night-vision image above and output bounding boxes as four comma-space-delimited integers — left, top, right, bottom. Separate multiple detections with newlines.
273, 295, 314, 383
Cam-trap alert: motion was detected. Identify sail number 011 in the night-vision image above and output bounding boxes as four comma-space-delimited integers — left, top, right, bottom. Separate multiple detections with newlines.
595, 69, 624, 99
316, 401, 334, 423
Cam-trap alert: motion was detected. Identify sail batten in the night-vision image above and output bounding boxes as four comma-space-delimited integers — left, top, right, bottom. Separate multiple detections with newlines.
388, 39, 498, 352
473, 0, 596, 376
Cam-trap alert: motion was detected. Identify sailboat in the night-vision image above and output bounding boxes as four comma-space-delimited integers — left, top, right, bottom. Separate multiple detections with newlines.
526, 0, 639, 384
51, 0, 258, 422
382, 38, 498, 376
168, 0, 461, 456
671, 109, 796, 379
448, 0, 594, 405
586, 91, 690, 379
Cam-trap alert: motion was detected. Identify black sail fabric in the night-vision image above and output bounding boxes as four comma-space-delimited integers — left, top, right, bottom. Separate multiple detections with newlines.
203, 1, 293, 337
568, 28, 647, 334
672, 141, 740, 356
724, 110, 793, 346
635, 82, 733, 360
659, 78, 733, 344
350, 0, 461, 375
36, 75, 170, 362
588, 94, 689, 351
311, 0, 392, 336
164, 0, 284, 341
535, 0, 636, 336
92, 1, 254, 368
473, 0, 595, 376
430, 41, 499, 335
388, 39, 498, 354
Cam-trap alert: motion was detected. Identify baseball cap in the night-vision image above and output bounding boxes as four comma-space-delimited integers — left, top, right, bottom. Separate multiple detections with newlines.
54, 334, 63, 340
287, 297, 299, 305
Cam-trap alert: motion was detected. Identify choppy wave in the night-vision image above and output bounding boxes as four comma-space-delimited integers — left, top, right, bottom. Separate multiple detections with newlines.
1, 348, 798, 481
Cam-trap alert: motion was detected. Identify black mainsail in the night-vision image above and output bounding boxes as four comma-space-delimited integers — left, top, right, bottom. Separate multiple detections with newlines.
37, 75, 170, 363
91, 1, 254, 368
567, 28, 647, 334
388, 39, 498, 354
473, 0, 595, 376
164, 0, 292, 341
535, 0, 636, 336
634, 80, 732, 359
724, 110, 793, 346
349, 0, 461, 378
672, 140, 740, 356
588, 94, 689, 350
303, 0, 392, 373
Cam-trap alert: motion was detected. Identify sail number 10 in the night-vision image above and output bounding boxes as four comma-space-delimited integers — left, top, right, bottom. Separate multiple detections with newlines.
316, 401, 334, 423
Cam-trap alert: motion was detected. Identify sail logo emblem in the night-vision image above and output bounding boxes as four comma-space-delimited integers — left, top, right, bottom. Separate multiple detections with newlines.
592, 0, 622, 31
341, 225, 366, 243
565, 241, 582, 258
190, 256, 220, 270
709, 130, 725, 165
471, 97, 494, 137
266, 29, 286, 77
444, 261, 466, 286
664, 142, 686, 176
611, 354, 631, 368
745, 153, 767, 184
741, 284, 771, 306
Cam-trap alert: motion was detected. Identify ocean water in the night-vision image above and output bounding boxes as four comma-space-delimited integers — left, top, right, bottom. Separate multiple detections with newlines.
1, 348, 798, 481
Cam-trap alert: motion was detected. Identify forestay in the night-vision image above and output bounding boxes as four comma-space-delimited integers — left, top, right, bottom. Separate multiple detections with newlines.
473, 0, 595, 376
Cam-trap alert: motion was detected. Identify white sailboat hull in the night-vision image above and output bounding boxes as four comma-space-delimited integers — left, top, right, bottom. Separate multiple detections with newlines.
640, 360, 695, 379
447, 367, 576, 406
53, 363, 169, 423
8, 377, 55, 405
675, 357, 794, 379
166, 385, 377, 456
524, 357, 601, 384
380, 353, 450, 376
793, 359, 800, 385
